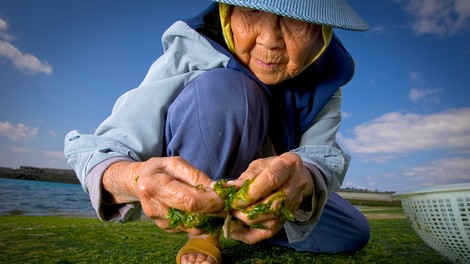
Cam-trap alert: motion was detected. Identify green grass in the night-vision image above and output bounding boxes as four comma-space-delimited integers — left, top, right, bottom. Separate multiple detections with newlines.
359, 205, 406, 215
0, 214, 450, 264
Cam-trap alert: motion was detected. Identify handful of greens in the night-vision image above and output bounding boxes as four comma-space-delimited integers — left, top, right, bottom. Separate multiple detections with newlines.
166, 208, 224, 234
166, 179, 294, 235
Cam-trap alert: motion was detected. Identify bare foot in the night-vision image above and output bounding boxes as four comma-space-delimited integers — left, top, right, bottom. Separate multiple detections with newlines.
180, 252, 216, 264
179, 233, 220, 264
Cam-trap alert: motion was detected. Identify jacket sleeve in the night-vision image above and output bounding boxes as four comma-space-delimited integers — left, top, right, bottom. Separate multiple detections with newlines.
64, 21, 233, 223
62, 79, 165, 222
63, 66, 201, 222
284, 89, 351, 243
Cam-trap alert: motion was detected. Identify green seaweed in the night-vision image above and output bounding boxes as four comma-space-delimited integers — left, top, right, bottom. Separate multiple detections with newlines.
243, 193, 294, 221
166, 208, 224, 234
231, 179, 252, 207
212, 180, 237, 212
245, 202, 272, 220
280, 204, 294, 221
165, 179, 294, 233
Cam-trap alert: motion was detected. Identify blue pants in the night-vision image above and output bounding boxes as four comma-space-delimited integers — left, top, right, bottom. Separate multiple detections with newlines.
165, 68, 370, 253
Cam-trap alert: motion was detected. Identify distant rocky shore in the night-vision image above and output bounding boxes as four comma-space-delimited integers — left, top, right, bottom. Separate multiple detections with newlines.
0, 166, 79, 184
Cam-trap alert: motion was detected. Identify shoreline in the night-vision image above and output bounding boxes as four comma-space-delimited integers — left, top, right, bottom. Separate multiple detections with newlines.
0, 166, 79, 184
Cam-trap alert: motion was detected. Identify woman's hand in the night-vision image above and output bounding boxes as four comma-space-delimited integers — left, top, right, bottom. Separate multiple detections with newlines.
102, 157, 225, 235
227, 153, 314, 244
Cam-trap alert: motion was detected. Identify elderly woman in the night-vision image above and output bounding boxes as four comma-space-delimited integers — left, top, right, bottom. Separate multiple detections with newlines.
64, 0, 370, 263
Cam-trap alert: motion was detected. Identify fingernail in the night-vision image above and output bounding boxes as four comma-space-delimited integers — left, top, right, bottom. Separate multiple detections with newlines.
209, 181, 216, 188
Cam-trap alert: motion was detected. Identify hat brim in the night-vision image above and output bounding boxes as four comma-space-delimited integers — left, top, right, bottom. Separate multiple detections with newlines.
212, 0, 369, 31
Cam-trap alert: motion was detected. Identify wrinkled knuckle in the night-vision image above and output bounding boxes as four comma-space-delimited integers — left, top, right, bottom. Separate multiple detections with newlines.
192, 170, 205, 184
284, 152, 302, 166
184, 196, 200, 212
145, 157, 162, 169
264, 180, 280, 194
147, 157, 159, 163
242, 234, 259, 245
267, 169, 284, 186
274, 156, 292, 171
165, 156, 180, 167
249, 158, 264, 168
154, 219, 169, 230
245, 239, 257, 245
136, 182, 152, 197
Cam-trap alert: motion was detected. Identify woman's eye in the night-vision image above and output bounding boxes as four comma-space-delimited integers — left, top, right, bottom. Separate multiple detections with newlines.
283, 17, 303, 26
237, 6, 259, 13
282, 17, 312, 31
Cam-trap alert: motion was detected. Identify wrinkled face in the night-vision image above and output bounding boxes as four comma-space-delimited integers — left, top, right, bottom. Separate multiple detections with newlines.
230, 6, 323, 85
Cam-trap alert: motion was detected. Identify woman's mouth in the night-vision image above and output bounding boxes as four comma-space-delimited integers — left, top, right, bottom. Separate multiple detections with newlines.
255, 59, 281, 71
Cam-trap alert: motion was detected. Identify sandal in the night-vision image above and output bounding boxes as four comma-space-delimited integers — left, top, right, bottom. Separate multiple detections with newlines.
176, 236, 222, 264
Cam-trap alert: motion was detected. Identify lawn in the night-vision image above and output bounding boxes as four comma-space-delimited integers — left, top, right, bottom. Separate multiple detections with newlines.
0, 207, 451, 264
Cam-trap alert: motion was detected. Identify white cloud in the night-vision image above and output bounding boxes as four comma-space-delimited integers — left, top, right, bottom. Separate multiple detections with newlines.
402, 0, 470, 35
0, 18, 14, 41
43, 150, 64, 159
339, 107, 470, 155
47, 130, 58, 138
409, 88, 440, 102
403, 157, 470, 187
408, 71, 419, 81
341, 111, 352, 118
407, 71, 427, 83
12, 147, 35, 154
0, 19, 6, 30
455, 0, 470, 23
0, 18, 52, 75
370, 25, 388, 34
0, 40, 53, 75
341, 181, 368, 190
0, 121, 38, 141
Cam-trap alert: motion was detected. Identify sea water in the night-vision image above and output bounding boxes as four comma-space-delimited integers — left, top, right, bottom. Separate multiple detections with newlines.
0, 177, 95, 217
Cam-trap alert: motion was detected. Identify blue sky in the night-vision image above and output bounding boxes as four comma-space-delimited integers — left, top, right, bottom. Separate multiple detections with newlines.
0, 0, 469, 192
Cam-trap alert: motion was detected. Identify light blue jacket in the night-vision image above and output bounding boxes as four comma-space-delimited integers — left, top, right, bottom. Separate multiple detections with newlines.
64, 6, 351, 244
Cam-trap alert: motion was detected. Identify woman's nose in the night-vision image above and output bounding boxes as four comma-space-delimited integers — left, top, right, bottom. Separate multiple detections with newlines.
256, 14, 284, 49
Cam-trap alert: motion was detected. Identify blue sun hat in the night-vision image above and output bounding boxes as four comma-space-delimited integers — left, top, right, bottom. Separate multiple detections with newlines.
212, 0, 368, 31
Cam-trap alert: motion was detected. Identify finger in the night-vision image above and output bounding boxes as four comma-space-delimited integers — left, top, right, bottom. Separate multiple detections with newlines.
277, 159, 313, 212
135, 158, 223, 213
140, 198, 170, 221
279, 177, 305, 212
232, 157, 292, 208
227, 160, 265, 188
232, 210, 267, 225
162, 157, 226, 212
154, 219, 205, 235
154, 218, 172, 231
178, 227, 207, 236
230, 219, 283, 244
157, 174, 224, 213
165, 229, 184, 234
231, 193, 290, 224
161, 157, 215, 188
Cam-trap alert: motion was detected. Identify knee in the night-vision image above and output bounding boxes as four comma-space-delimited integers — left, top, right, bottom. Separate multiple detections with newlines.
191, 68, 268, 116
166, 68, 269, 176
173, 68, 269, 130
345, 211, 370, 252
331, 195, 371, 253
320, 195, 371, 253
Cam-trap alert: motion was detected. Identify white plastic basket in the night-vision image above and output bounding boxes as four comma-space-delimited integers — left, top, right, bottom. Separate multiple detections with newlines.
393, 183, 470, 263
